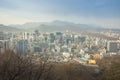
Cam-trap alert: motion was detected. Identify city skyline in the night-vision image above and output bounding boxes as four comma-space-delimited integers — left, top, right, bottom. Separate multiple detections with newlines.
0, 0, 120, 28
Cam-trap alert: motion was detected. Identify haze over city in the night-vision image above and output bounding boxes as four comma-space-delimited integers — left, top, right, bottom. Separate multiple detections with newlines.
0, 0, 120, 80
0, 0, 120, 28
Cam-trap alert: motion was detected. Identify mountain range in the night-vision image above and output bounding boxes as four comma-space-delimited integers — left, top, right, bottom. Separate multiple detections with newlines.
0, 24, 21, 32
9, 20, 104, 32
0, 20, 119, 32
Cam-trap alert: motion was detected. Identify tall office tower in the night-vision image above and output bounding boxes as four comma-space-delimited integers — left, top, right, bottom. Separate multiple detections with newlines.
17, 40, 28, 55
0, 32, 4, 40
50, 33, 55, 43
107, 41, 120, 52
71, 34, 75, 43
23, 32, 28, 40
56, 32, 63, 39
56, 32, 63, 43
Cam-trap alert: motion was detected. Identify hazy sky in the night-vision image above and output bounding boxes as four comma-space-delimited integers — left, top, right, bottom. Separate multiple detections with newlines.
0, 0, 120, 28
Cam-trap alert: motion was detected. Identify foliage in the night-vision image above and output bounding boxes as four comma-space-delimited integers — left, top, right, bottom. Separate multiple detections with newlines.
97, 55, 120, 80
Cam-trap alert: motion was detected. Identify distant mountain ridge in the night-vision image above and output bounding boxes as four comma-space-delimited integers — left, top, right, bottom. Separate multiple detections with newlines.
0, 24, 21, 32
9, 20, 104, 32
1, 20, 119, 32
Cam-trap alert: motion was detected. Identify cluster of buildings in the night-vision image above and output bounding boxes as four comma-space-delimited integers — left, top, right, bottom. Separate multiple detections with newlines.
0, 30, 120, 64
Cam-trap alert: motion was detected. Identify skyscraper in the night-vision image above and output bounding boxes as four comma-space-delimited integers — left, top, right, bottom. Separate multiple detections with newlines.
0, 32, 4, 40
107, 41, 120, 52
